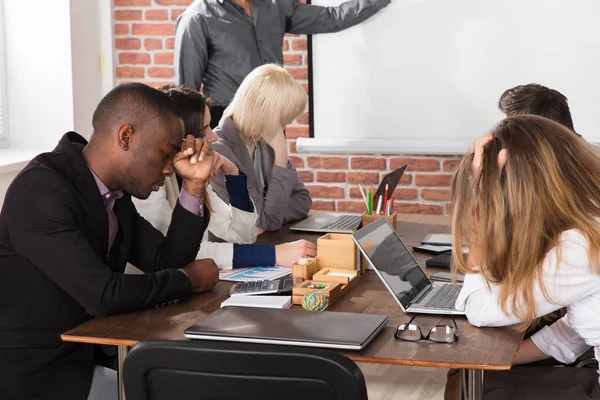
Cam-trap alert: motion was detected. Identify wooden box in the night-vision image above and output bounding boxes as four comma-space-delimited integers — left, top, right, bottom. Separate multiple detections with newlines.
316, 233, 358, 270
292, 280, 342, 298
291, 258, 320, 280
361, 211, 398, 230
313, 268, 359, 285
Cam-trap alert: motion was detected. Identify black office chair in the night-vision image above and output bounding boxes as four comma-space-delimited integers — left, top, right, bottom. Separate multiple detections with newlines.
123, 340, 368, 400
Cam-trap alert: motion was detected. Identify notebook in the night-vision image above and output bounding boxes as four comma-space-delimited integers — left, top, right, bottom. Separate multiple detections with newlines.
221, 295, 292, 309
219, 266, 292, 282
184, 307, 388, 350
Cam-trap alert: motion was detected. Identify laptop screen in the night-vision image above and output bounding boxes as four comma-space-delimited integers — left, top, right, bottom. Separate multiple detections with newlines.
353, 218, 430, 309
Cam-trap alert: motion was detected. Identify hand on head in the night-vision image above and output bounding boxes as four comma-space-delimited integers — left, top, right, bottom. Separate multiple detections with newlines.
210, 152, 239, 181
470, 134, 508, 180
264, 128, 288, 168
174, 134, 215, 197
275, 239, 317, 267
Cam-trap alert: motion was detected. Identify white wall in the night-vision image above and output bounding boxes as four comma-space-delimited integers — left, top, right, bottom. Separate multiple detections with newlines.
4, 0, 75, 151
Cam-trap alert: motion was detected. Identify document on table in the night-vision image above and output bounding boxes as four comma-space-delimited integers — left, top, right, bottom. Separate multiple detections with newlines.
219, 265, 292, 282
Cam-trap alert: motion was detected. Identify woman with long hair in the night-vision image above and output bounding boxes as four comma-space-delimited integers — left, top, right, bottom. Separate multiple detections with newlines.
447, 115, 600, 398
131, 86, 315, 270
211, 64, 312, 232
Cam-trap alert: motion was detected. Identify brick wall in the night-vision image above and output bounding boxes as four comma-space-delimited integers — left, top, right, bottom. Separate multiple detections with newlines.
113, 0, 460, 215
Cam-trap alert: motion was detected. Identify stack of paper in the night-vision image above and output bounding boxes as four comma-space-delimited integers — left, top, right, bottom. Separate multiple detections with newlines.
220, 295, 292, 309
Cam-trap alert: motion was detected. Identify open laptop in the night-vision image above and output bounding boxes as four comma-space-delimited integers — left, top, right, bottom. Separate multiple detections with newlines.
184, 306, 388, 350
352, 218, 465, 315
290, 164, 408, 234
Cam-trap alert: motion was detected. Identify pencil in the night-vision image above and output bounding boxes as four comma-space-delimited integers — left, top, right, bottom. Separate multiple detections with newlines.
358, 184, 369, 212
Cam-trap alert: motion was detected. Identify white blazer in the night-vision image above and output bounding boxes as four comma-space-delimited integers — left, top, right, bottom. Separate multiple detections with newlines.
132, 174, 258, 270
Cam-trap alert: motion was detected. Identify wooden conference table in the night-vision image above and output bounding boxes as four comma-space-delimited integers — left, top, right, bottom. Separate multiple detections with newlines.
62, 214, 522, 400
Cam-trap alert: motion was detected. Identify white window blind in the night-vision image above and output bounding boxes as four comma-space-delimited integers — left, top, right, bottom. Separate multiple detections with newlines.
0, 0, 8, 147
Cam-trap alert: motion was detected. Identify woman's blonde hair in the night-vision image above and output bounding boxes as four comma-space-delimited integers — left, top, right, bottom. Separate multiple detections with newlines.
223, 64, 307, 143
451, 115, 600, 331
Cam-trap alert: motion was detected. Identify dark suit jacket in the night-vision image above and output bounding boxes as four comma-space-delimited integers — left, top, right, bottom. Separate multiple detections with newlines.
211, 117, 311, 231
0, 132, 208, 400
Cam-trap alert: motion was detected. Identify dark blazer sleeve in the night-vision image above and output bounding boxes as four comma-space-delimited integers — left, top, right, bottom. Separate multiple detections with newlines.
4, 170, 193, 317
128, 199, 208, 273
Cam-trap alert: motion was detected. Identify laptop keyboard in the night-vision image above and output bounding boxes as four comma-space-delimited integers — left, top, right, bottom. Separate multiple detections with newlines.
322, 215, 362, 231
423, 284, 460, 310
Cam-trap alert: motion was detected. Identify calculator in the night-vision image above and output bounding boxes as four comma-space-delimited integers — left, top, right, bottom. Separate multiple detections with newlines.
229, 277, 295, 296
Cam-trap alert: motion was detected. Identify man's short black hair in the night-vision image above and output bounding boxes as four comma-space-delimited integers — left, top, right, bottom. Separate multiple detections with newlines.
498, 83, 577, 134
92, 82, 183, 135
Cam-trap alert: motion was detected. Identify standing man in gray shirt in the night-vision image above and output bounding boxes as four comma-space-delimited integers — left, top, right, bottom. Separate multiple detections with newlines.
174, 0, 391, 127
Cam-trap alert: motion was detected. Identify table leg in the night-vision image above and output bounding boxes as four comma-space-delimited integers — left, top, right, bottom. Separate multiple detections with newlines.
460, 369, 484, 400
117, 345, 130, 400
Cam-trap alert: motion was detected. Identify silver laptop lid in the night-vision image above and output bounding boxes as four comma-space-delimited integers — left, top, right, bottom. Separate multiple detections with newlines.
352, 218, 431, 310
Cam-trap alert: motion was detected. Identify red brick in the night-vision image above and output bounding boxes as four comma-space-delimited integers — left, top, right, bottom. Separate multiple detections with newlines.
351, 157, 386, 170
148, 67, 174, 78
289, 156, 304, 168
304, 54, 309, 65
443, 159, 461, 172
291, 38, 307, 51
420, 188, 450, 201
349, 187, 369, 199
414, 174, 453, 187
132, 23, 174, 36
141, 81, 175, 88
311, 200, 335, 212
285, 33, 299, 38
286, 67, 308, 80
144, 38, 163, 50
289, 140, 297, 154
165, 38, 175, 49
285, 126, 309, 139
337, 201, 366, 213
145, 9, 168, 21
400, 174, 412, 185
298, 170, 314, 183
171, 8, 186, 20
307, 156, 347, 169
114, 0, 150, 6
115, 10, 142, 21
392, 188, 418, 200
155, 0, 194, 5
115, 38, 141, 50
445, 203, 453, 215
396, 202, 444, 215
295, 112, 309, 125
282, 40, 289, 51
284, 54, 302, 66
347, 172, 379, 185
114, 24, 129, 35
154, 52, 174, 65
116, 66, 145, 79
390, 158, 440, 172
301, 83, 309, 94
118, 52, 151, 64
306, 185, 344, 199
316, 171, 346, 183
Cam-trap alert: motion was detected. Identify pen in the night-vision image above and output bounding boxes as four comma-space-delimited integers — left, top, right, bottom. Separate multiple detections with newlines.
367, 189, 372, 215
383, 183, 389, 216
359, 184, 369, 213
376, 195, 383, 215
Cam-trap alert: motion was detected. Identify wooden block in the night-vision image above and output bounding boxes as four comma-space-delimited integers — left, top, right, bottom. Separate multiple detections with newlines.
361, 211, 398, 230
291, 258, 319, 280
313, 268, 359, 285
316, 233, 357, 270
292, 280, 342, 298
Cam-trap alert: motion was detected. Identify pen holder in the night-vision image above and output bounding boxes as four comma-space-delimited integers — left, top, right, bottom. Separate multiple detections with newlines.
361, 211, 398, 230
313, 268, 358, 285
292, 258, 320, 280
316, 233, 358, 270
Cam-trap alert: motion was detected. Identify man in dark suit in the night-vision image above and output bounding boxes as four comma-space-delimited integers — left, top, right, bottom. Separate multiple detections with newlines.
0, 83, 220, 400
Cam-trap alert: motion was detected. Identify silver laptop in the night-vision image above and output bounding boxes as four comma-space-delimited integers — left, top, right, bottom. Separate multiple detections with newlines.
184, 306, 388, 350
290, 165, 408, 234
352, 218, 465, 315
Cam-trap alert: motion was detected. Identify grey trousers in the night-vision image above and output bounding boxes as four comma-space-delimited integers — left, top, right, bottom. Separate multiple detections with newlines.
87, 366, 117, 400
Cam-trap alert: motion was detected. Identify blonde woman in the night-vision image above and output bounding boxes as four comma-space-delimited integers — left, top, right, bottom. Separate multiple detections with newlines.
447, 115, 600, 399
132, 86, 315, 270
211, 64, 312, 232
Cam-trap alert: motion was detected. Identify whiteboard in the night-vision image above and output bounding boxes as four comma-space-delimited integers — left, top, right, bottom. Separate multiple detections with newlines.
306, 0, 600, 154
